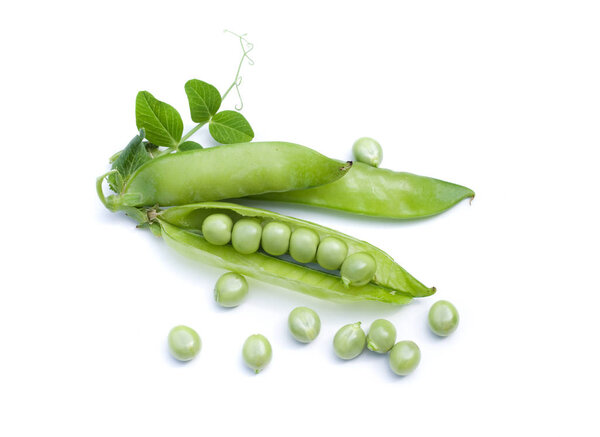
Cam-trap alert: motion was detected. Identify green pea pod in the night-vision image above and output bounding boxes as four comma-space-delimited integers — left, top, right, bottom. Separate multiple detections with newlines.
249, 162, 474, 219
106, 142, 351, 210
157, 202, 435, 300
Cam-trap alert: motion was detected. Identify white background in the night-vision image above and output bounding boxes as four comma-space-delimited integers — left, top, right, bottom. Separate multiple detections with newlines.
1, 1, 599, 436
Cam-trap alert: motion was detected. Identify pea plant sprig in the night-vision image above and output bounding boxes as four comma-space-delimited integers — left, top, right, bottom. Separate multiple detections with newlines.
101, 31, 255, 199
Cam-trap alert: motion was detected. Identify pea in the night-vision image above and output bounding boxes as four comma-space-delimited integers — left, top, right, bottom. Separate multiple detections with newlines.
352, 137, 382, 167
289, 227, 320, 263
202, 213, 233, 245
428, 300, 459, 337
261, 221, 291, 256
366, 319, 397, 353
214, 272, 248, 307
340, 252, 376, 286
389, 341, 420, 376
333, 322, 366, 360
231, 218, 262, 254
316, 236, 348, 270
168, 325, 201, 362
242, 334, 272, 374
288, 307, 321, 343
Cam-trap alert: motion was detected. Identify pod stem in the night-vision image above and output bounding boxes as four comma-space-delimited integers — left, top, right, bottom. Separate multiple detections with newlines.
96, 170, 118, 211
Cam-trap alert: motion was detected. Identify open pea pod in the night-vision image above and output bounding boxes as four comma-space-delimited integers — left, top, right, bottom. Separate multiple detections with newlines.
249, 162, 474, 219
157, 202, 435, 301
106, 142, 351, 211
160, 222, 412, 304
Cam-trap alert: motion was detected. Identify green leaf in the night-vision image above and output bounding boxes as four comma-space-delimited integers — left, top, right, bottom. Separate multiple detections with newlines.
108, 131, 152, 193
178, 141, 203, 151
107, 170, 124, 194
135, 91, 183, 147
184, 79, 222, 123
209, 110, 254, 144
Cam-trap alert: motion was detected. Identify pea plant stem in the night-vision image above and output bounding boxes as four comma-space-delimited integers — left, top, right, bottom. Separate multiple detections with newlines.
179, 122, 206, 144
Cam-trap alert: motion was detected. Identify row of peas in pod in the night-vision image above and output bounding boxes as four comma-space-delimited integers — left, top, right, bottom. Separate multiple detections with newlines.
169, 272, 460, 375
202, 214, 377, 287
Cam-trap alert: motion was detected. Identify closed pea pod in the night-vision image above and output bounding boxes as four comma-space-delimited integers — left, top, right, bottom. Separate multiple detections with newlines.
352, 137, 382, 167
340, 252, 377, 287
103, 142, 352, 210
289, 228, 320, 263
231, 218, 262, 254
261, 221, 291, 256
202, 213, 233, 245
251, 162, 474, 219
316, 237, 347, 270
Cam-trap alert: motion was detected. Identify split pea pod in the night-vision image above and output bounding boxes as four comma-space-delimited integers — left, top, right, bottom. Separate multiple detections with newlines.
154, 202, 435, 303
249, 162, 474, 219
105, 142, 351, 211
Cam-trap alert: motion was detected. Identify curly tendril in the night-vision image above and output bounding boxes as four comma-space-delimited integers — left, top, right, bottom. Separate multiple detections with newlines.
222, 30, 254, 110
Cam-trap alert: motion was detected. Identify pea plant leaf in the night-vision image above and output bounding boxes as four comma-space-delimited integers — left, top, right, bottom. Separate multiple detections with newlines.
135, 91, 183, 147
184, 79, 222, 123
107, 170, 124, 194
178, 141, 203, 151
208, 110, 254, 144
108, 130, 151, 193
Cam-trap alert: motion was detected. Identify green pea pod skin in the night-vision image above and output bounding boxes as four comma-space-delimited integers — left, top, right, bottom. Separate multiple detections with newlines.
250, 162, 474, 219
158, 202, 435, 298
112, 142, 351, 209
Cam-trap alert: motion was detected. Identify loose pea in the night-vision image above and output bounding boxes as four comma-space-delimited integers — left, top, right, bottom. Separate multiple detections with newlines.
428, 300, 459, 337
333, 322, 366, 360
261, 221, 291, 256
366, 319, 397, 353
242, 334, 272, 374
214, 272, 248, 307
316, 236, 348, 270
168, 325, 201, 362
202, 213, 233, 245
340, 252, 376, 286
288, 307, 321, 343
352, 137, 383, 167
289, 227, 320, 263
231, 218, 262, 254
389, 341, 420, 376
